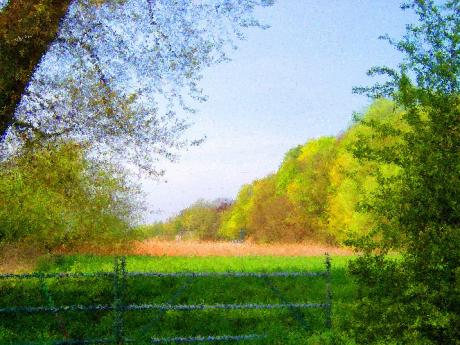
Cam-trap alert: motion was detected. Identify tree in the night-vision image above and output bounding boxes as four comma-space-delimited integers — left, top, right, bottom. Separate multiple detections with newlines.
0, 140, 140, 250
326, 99, 405, 243
179, 200, 222, 240
282, 137, 337, 242
0, 0, 274, 174
247, 175, 303, 242
0, 0, 71, 141
149, 198, 231, 240
349, 1, 460, 343
219, 137, 340, 243
219, 183, 254, 239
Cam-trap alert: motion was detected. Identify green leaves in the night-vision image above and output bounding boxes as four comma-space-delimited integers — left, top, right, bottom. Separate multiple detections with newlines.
348, 1, 460, 343
1, 0, 274, 175
0, 141, 140, 250
155, 100, 408, 245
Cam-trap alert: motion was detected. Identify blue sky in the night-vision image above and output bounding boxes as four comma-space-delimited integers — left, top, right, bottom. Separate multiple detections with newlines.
142, 0, 416, 222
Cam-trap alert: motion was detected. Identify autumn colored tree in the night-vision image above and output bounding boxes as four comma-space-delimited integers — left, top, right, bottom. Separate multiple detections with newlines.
281, 137, 337, 241
220, 137, 340, 243
179, 200, 222, 240
150, 99, 413, 246
245, 176, 304, 242
148, 199, 232, 240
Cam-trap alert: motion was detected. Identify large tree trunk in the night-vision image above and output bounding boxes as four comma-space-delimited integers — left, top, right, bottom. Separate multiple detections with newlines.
0, 0, 72, 140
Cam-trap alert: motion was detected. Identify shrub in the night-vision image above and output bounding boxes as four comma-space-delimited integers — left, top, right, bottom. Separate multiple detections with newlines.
0, 141, 140, 250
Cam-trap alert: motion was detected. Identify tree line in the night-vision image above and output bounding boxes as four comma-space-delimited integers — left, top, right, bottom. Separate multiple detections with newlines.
147, 99, 403, 245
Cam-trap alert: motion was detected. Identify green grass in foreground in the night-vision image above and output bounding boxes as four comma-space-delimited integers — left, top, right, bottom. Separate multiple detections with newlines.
0, 255, 357, 344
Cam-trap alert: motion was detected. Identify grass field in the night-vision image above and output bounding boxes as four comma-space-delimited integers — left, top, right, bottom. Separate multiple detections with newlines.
129, 239, 352, 257
0, 255, 357, 344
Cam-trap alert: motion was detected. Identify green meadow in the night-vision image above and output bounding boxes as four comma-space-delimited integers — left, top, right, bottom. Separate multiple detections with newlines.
0, 255, 356, 345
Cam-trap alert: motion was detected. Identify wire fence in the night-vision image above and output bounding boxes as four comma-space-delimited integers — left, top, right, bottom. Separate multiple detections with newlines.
0, 254, 332, 344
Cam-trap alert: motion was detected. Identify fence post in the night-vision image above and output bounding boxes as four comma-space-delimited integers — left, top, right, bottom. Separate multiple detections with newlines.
113, 256, 126, 344
324, 253, 332, 329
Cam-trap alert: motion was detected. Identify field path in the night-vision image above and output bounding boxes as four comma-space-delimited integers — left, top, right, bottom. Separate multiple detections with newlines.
131, 239, 352, 256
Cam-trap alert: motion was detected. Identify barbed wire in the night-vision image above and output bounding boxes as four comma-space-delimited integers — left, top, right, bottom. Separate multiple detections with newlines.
0, 302, 330, 314
128, 271, 327, 278
150, 334, 267, 343
0, 255, 332, 343
8, 334, 266, 345
48, 339, 115, 345
7, 338, 115, 345
0, 271, 327, 280
125, 303, 330, 311
0, 272, 114, 279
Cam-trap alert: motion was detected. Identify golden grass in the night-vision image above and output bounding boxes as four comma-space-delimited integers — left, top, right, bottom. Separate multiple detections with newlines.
0, 239, 352, 272
130, 239, 352, 257
0, 242, 46, 273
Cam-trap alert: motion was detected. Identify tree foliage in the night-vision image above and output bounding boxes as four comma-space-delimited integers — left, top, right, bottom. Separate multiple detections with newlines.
0, 0, 273, 251
218, 184, 254, 239
283, 136, 337, 241
149, 99, 407, 246
0, 0, 274, 174
243, 175, 295, 242
328, 99, 406, 243
0, 140, 140, 250
146, 199, 232, 240
349, 1, 460, 343
0, 0, 71, 141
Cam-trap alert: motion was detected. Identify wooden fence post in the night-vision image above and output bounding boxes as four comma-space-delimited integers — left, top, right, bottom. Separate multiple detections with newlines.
325, 253, 332, 329
113, 256, 126, 344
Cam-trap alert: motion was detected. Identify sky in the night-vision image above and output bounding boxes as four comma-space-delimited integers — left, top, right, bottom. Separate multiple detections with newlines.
142, 0, 416, 223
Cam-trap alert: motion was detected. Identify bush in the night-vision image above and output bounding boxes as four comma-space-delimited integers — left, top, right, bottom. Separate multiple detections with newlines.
149, 199, 232, 241
348, 1, 460, 343
0, 141, 141, 250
